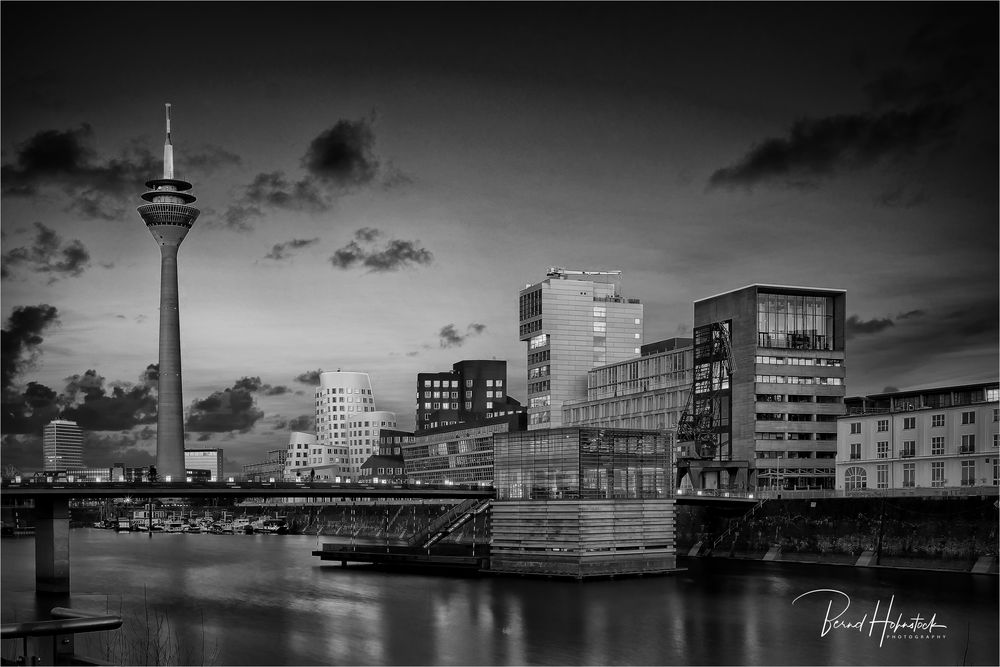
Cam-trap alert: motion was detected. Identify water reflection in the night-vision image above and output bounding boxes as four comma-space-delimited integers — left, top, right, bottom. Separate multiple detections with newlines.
1, 531, 996, 666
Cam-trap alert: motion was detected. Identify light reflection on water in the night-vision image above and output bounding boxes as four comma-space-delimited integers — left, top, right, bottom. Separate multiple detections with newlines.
1, 529, 997, 665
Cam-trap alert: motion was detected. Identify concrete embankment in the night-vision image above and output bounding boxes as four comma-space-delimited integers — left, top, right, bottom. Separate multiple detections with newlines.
675, 495, 999, 573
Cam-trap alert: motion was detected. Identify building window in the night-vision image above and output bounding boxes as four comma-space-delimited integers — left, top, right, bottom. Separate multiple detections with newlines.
593, 321, 606, 334
903, 417, 915, 430
876, 464, 888, 489
901, 441, 916, 458
931, 462, 945, 487
902, 463, 915, 488
987, 387, 999, 402
850, 422, 861, 434
466, 380, 473, 387
876, 441, 888, 459
529, 333, 549, 349
960, 434, 975, 453
876, 419, 888, 432
932, 414, 944, 427
931, 437, 944, 455
496, 380, 503, 387
465, 402, 472, 410
961, 460, 975, 486
962, 411, 975, 425
844, 467, 867, 491
849, 443, 861, 460
594, 306, 606, 318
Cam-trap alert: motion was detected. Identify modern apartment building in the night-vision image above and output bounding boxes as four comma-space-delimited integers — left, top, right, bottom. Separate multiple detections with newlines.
308, 371, 395, 480
402, 413, 526, 485
563, 338, 692, 431
519, 269, 643, 430
359, 429, 413, 483
688, 285, 846, 491
837, 382, 999, 491
416, 360, 522, 431
183, 448, 223, 481
42, 420, 84, 471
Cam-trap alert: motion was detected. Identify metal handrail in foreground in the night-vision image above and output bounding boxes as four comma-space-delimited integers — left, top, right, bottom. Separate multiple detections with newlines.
1, 608, 122, 666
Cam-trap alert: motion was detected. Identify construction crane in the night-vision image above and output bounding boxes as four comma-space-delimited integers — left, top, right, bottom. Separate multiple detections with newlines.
676, 322, 735, 460
546, 267, 622, 279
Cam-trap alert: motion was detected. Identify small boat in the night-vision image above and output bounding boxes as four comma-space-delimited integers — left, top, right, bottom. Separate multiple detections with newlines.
232, 517, 254, 534
163, 520, 186, 533
258, 518, 289, 534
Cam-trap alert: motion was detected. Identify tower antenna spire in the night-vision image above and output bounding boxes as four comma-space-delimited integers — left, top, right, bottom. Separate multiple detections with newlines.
163, 102, 174, 180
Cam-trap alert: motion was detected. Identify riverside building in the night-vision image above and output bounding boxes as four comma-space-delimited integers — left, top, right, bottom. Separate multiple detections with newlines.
519, 268, 643, 430
42, 420, 84, 471
491, 427, 675, 577
307, 371, 395, 481
402, 413, 526, 485
183, 448, 223, 481
837, 382, 999, 492
563, 338, 692, 431
686, 285, 846, 492
416, 360, 523, 431
285, 431, 316, 479
242, 449, 288, 482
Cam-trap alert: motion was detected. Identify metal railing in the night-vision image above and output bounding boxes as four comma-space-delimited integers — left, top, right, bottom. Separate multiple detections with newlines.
1, 608, 122, 666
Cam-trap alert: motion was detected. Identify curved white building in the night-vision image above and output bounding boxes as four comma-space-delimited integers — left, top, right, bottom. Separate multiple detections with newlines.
310, 371, 396, 481
285, 431, 316, 480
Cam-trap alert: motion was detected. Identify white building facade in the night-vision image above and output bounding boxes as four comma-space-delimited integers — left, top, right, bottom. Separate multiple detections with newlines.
43, 420, 84, 470
836, 382, 999, 492
306, 371, 396, 481
285, 431, 316, 479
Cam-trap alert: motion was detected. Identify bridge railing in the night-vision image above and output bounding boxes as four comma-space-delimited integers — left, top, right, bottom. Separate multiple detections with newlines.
1, 607, 122, 666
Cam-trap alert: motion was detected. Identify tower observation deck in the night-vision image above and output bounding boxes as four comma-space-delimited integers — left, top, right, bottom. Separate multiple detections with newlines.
137, 104, 201, 479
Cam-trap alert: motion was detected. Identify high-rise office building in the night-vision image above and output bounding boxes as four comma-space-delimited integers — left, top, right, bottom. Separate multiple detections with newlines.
685, 284, 846, 491
519, 268, 643, 430
137, 104, 201, 479
42, 420, 84, 471
416, 359, 522, 431
310, 371, 395, 480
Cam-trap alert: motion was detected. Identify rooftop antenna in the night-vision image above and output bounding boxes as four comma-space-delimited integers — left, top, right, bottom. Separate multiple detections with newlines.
163, 103, 174, 180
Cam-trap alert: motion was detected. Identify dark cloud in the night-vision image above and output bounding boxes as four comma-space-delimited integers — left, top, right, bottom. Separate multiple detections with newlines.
287, 415, 313, 431
896, 309, 926, 320
1, 381, 61, 435
439, 322, 487, 348
1, 304, 59, 390
262, 385, 292, 396
845, 315, 895, 339
186, 378, 265, 433
264, 237, 320, 261
74, 431, 155, 468
2, 222, 91, 281
1, 125, 239, 219
708, 12, 994, 193
881, 386, 901, 394
330, 228, 433, 273
222, 117, 408, 230
294, 369, 323, 386
303, 117, 379, 187
707, 104, 958, 190
61, 369, 158, 432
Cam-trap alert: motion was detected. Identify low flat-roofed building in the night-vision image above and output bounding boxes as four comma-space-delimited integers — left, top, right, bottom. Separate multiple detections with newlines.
402, 413, 526, 485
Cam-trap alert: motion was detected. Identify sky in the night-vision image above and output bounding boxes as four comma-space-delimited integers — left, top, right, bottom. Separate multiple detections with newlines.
2, 2, 997, 474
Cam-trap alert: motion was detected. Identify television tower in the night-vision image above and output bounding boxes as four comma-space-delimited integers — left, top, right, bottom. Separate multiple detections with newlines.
137, 104, 200, 480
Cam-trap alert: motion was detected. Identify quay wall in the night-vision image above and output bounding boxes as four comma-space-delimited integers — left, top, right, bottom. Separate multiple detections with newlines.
675, 495, 999, 571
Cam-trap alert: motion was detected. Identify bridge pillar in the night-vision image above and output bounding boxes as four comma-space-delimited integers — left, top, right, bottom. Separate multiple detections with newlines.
34, 496, 71, 594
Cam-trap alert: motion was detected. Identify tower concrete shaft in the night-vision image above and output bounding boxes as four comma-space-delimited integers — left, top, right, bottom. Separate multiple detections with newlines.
137, 104, 200, 479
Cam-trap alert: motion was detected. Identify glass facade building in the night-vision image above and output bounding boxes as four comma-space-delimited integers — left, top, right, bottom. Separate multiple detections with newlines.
494, 428, 672, 500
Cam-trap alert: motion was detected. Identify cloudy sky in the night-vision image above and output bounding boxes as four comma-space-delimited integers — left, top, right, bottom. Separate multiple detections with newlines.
2, 3, 997, 473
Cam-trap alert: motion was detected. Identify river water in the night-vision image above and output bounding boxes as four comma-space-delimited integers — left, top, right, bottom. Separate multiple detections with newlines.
2, 529, 997, 666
